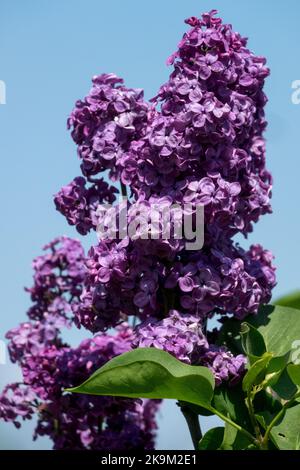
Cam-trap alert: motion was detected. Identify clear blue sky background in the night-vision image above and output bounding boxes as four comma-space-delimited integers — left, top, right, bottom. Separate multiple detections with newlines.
0, 0, 300, 449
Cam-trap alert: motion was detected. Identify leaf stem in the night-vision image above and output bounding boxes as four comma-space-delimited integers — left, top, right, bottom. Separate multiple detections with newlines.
261, 390, 300, 447
261, 407, 285, 448
179, 403, 202, 450
246, 392, 262, 440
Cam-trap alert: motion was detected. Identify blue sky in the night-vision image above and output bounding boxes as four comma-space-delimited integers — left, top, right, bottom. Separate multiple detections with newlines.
0, 0, 300, 449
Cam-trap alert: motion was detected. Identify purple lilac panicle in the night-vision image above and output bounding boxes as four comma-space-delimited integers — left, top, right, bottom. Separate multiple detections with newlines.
67, 73, 149, 179
0, 239, 159, 449
25, 236, 86, 322
24, 329, 159, 450
54, 177, 118, 235
55, 10, 275, 339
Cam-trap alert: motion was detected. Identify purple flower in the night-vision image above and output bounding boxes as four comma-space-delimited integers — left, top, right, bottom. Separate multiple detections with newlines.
0, 384, 35, 428
6, 316, 64, 364
67, 73, 149, 179
86, 242, 127, 284
133, 275, 158, 309
133, 310, 208, 364
201, 346, 246, 386
54, 177, 118, 235
53, 12, 276, 365
25, 237, 86, 323
1, 270, 160, 450
133, 310, 246, 386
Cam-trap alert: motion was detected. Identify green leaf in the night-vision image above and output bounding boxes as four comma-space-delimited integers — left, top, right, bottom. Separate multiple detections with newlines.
248, 305, 300, 356
240, 322, 266, 364
287, 364, 300, 387
290, 340, 300, 366
269, 403, 300, 450
67, 348, 215, 408
254, 392, 283, 450
253, 389, 282, 417
262, 353, 290, 388
254, 412, 268, 430
219, 423, 233, 450
242, 353, 273, 393
220, 423, 253, 450
219, 305, 300, 358
198, 427, 224, 450
275, 291, 300, 310
272, 368, 298, 400
212, 383, 252, 431
199, 423, 253, 450
216, 319, 244, 355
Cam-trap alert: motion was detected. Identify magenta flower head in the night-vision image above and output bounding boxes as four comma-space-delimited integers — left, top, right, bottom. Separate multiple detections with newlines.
53, 11, 276, 389
0, 238, 160, 450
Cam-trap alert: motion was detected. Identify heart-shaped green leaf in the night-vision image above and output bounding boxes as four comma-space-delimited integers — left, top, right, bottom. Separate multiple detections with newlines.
272, 367, 298, 400
212, 383, 252, 430
240, 322, 266, 364
248, 305, 300, 356
198, 427, 224, 450
67, 348, 215, 408
262, 353, 290, 388
219, 305, 300, 358
198, 424, 253, 450
287, 364, 300, 387
220, 423, 253, 450
242, 353, 273, 393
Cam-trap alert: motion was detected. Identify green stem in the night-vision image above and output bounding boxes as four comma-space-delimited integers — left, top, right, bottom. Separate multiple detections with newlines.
246, 392, 262, 440
180, 403, 202, 450
209, 406, 257, 446
262, 391, 300, 447
261, 407, 286, 448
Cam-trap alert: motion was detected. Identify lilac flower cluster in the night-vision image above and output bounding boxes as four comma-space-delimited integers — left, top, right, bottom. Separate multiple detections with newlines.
73, 238, 169, 331
73, 235, 275, 335
0, 384, 35, 429
52, 11, 276, 389
6, 316, 64, 364
117, 8, 272, 238
0, 238, 159, 449
21, 331, 159, 450
67, 73, 149, 179
54, 177, 118, 235
201, 346, 246, 386
165, 240, 275, 319
133, 310, 246, 386
25, 236, 86, 322
132, 311, 209, 364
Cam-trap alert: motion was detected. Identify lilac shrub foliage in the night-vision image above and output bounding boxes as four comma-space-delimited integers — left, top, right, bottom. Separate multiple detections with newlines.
1, 10, 275, 448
